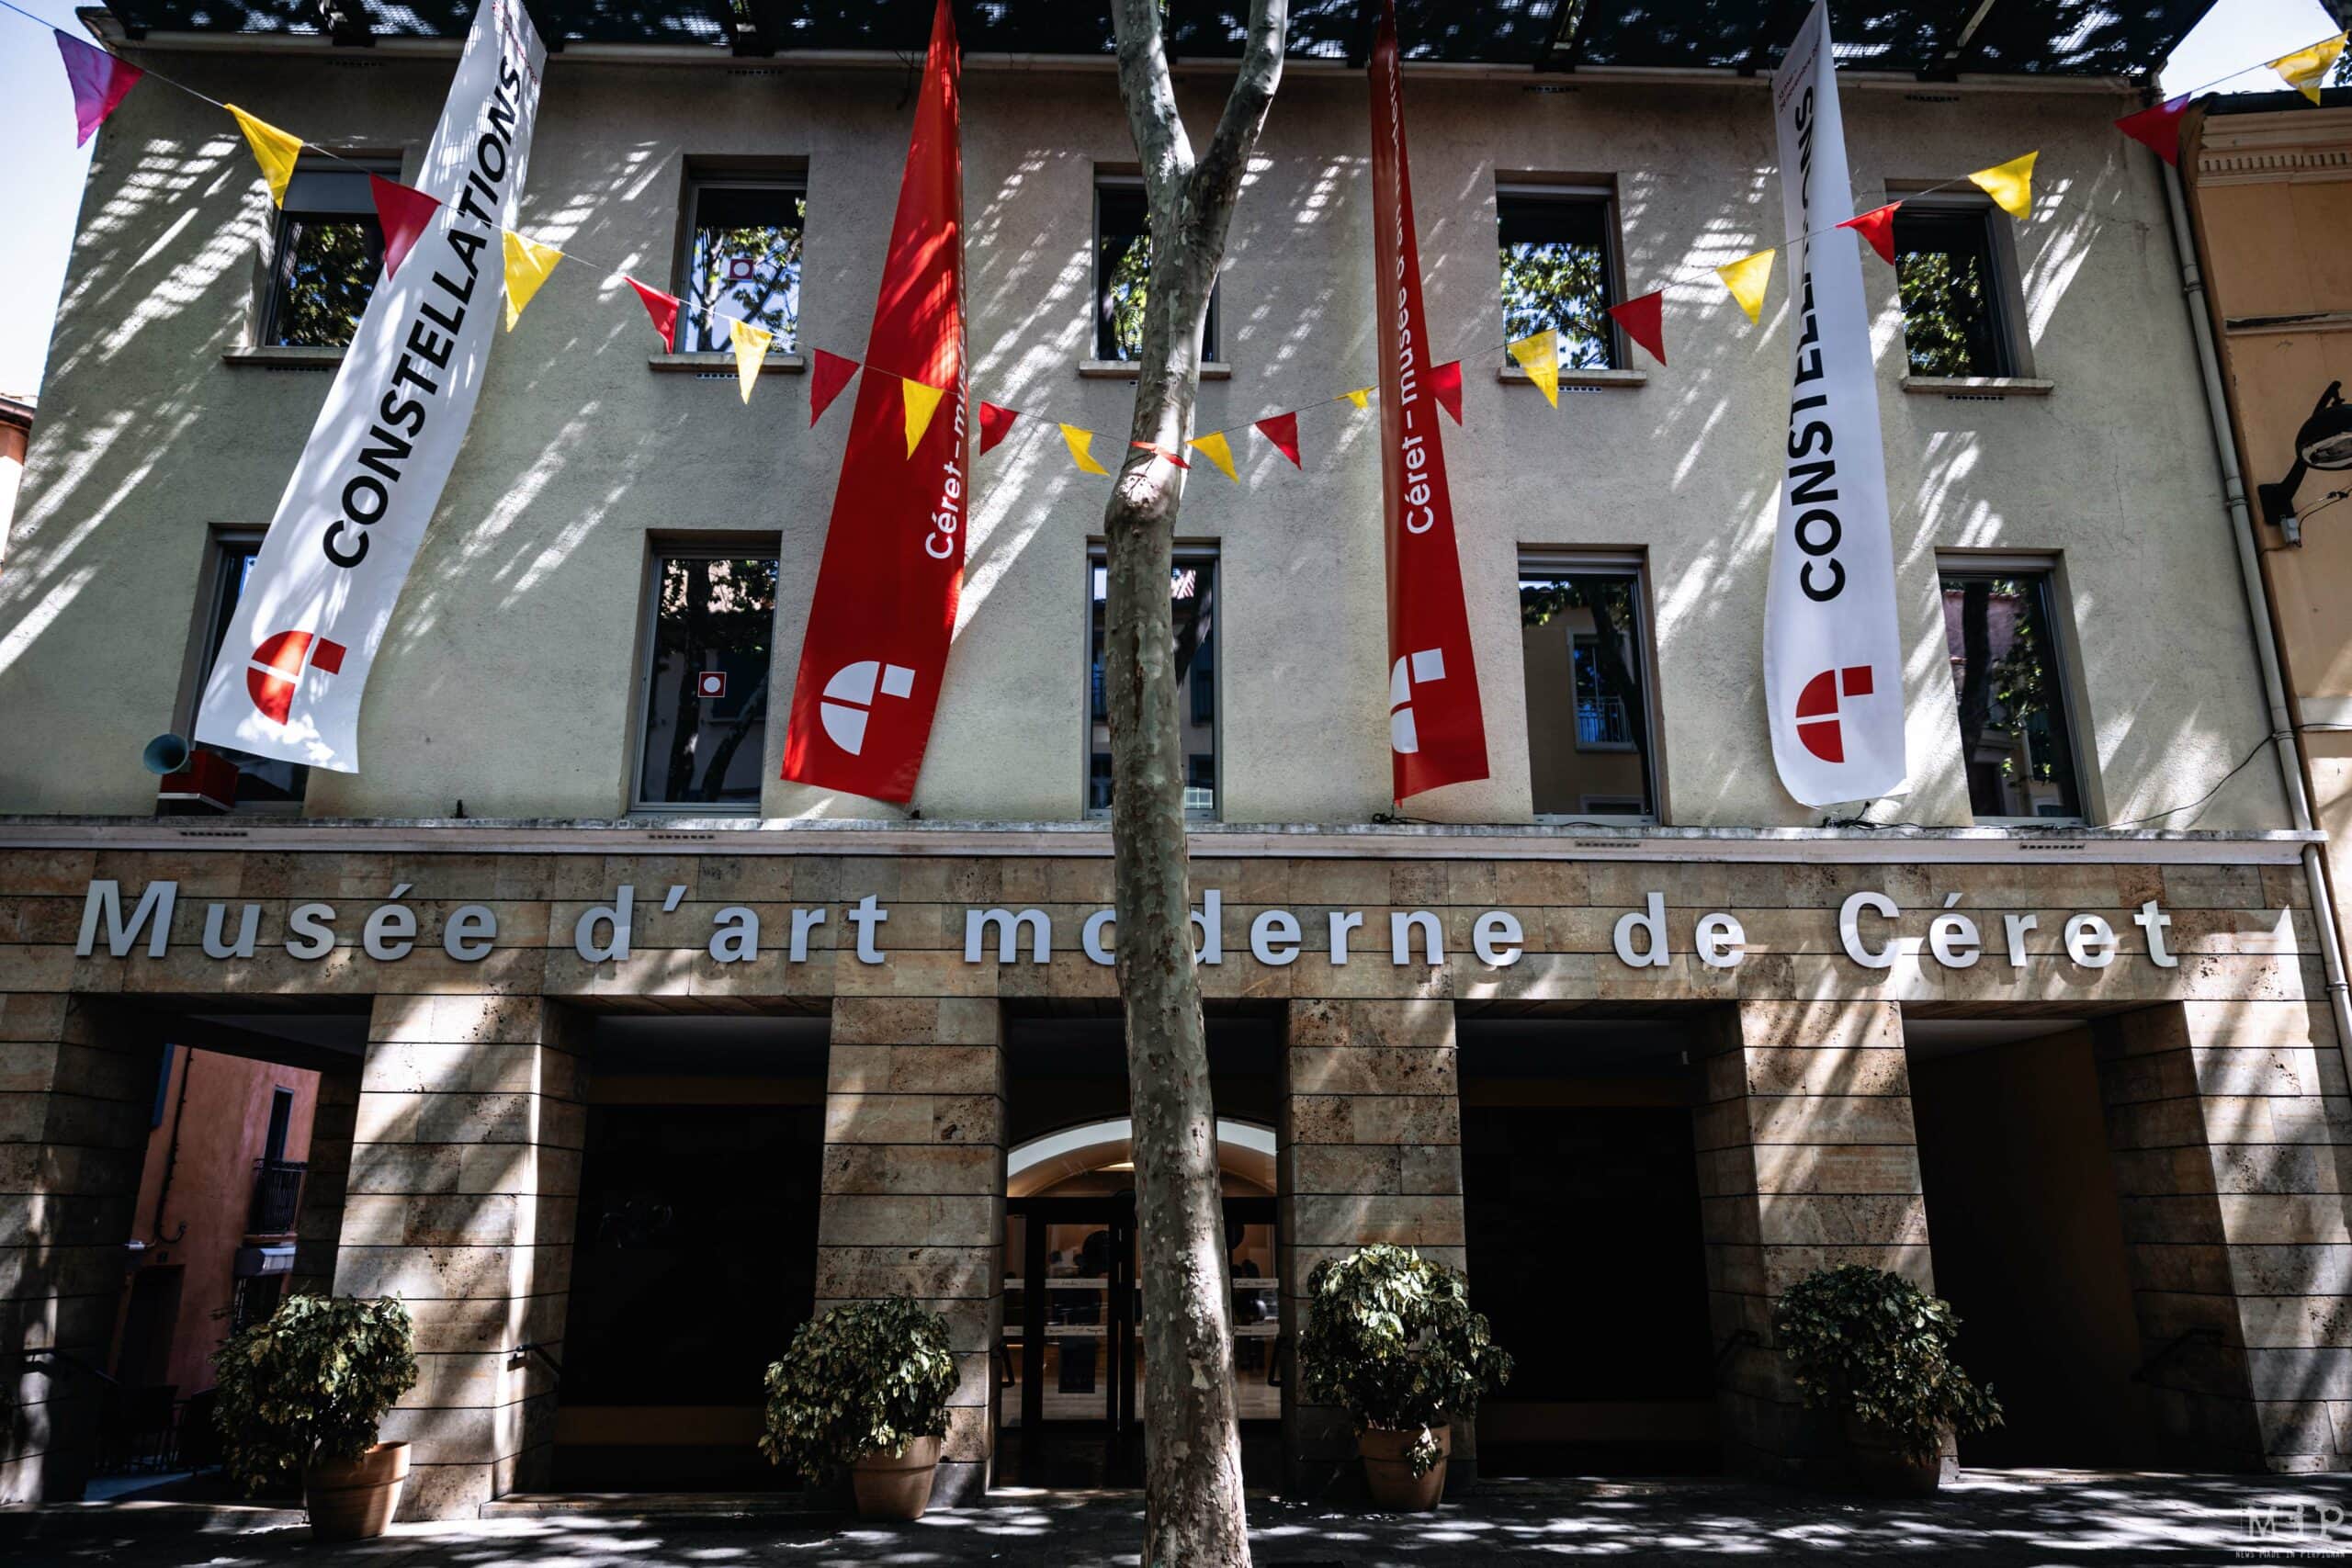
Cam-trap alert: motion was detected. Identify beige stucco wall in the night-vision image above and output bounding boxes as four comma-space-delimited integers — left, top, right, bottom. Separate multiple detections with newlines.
0, 47, 2284, 829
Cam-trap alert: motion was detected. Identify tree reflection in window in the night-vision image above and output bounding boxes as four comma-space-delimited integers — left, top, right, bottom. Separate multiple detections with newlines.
684, 185, 804, 355
1894, 206, 2010, 378
639, 555, 777, 808
1095, 181, 1216, 362
1497, 192, 1618, 371
267, 164, 390, 348
1940, 571, 2082, 820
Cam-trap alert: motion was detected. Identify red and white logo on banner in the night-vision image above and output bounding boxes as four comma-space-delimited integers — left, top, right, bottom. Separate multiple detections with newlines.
1369, 0, 1489, 802
244, 631, 347, 726
779, 0, 965, 805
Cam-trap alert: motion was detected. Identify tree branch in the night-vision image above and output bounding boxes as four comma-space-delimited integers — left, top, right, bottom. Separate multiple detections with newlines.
1184, 0, 1287, 294
1112, 0, 1195, 197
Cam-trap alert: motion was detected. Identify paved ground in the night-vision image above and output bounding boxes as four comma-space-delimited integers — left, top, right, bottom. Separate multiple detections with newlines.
8, 1472, 2352, 1564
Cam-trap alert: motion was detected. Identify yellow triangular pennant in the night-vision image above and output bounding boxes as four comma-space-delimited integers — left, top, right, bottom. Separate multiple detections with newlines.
2270, 32, 2346, 105
501, 231, 564, 332
1060, 424, 1110, 477
226, 105, 301, 208
1506, 329, 1559, 408
729, 319, 773, 403
1717, 249, 1776, 325
1966, 152, 2038, 220
1187, 431, 1238, 482
1340, 387, 1372, 410
902, 379, 946, 457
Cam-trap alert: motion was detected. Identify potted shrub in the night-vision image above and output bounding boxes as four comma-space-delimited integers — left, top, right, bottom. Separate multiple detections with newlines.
210, 1293, 419, 1540
1299, 1244, 1513, 1510
760, 1295, 959, 1519
1773, 1265, 2004, 1495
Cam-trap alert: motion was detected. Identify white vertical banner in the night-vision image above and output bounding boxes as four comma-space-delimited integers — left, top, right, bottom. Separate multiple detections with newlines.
193, 0, 547, 773
1763, 0, 1906, 807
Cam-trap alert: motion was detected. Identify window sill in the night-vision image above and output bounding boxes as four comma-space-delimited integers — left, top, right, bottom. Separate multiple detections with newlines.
1080, 360, 1232, 380
1900, 376, 2052, 398
222, 345, 346, 370
1498, 365, 1647, 389
649, 352, 806, 375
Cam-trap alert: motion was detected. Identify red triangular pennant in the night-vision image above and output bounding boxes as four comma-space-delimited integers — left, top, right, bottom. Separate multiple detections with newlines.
809, 348, 859, 427
53, 29, 142, 149
1428, 360, 1464, 424
1605, 291, 1666, 367
368, 175, 440, 283
626, 276, 680, 353
978, 401, 1018, 456
1838, 202, 1902, 265
1254, 412, 1302, 468
2115, 96, 2190, 165
1132, 441, 1190, 469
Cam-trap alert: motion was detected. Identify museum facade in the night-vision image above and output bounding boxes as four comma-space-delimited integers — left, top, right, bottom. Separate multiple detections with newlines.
4, 0, 2349, 1519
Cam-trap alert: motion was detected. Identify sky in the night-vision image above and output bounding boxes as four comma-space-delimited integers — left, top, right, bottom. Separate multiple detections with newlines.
0, 0, 2341, 398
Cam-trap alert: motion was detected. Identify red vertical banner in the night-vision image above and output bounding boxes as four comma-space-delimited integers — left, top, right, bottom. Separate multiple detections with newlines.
1368, 0, 1488, 801
780, 0, 966, 802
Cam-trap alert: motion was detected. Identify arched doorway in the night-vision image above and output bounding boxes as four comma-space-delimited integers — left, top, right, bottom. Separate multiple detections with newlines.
999, 1118, 1279, 1487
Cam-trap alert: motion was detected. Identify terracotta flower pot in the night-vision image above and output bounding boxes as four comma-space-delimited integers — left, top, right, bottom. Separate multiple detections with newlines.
1839, 1414, 1942, 1496
302, 1440, 410, 1541
1359, 1422, 1450, 1511
850, 1433, 941, 1520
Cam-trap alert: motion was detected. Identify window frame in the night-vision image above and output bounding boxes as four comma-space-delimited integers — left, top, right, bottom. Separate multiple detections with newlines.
1494, 180, 1627, 373
1934, 552, 2088, 827
1084, 541, 1221, 822
171, 526, 309, 815
1519, 548, 1662, 827
1888, 188, 2032, 380
257, 154, 401, 352
628, 537, 784, 816
673, 167, 808, 357
1092, 173, 1218, 364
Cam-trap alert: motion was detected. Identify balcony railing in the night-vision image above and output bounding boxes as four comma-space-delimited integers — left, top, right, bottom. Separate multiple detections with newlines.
1576, 695, 1633, 748
247, 1158, 306, 1237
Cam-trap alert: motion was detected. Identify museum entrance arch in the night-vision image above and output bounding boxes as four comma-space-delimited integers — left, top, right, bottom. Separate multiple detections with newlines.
998, 1117, 1281, 1488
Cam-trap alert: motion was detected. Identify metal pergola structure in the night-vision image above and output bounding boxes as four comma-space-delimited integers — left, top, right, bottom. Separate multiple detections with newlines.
95, 0, 2214, 81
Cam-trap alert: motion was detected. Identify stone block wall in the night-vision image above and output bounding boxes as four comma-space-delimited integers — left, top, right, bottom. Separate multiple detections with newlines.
1279, 997, 1466, 1495
1693, 998, 1932, 1480
815, 997, 1005, 1503
0, 996, 155, 1504
2097, 998, 2352, 1471
336, 994, 585, 1518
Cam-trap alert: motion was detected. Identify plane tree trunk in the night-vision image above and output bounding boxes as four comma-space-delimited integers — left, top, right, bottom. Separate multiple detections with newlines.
1102, 3, 1286, 1562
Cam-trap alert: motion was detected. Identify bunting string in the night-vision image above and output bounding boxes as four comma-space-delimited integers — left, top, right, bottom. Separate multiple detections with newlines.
16, 1, 2346, 478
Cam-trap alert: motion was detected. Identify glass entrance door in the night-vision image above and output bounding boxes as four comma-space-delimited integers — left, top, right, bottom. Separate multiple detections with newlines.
1001, 1195, 1278, 1485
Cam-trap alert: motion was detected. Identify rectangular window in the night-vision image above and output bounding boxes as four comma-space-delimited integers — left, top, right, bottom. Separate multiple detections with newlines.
1095, 176, 1217, 362
1520, 556, 1657, 820
1497, 185, 1622, 372
265, 161, 393, 349
1939, 564, 2084, 823
184, 533, 307, 810
680, 175, 805, 356
634, 549, 778, 810
1894, 199, 2018, 378
1088, 547, 1217, 818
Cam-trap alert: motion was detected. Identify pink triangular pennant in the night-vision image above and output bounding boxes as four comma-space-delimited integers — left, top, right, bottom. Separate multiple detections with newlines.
978, 401, 1018, 456
1132, 441, 1190, 469
1429, 360, 1464, 424
53, 30, 142, 149
1254, 412, 1302, 468
809, 348, 859, 427
2116, 96, 2190, 166
626, 276, 680, 354
1838, 202, 1902, 265
1606, 291, 1666, 367
369, 175, 440, 283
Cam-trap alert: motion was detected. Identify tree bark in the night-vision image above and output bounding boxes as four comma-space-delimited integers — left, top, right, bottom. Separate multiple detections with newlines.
1102, 4, 1284, 1563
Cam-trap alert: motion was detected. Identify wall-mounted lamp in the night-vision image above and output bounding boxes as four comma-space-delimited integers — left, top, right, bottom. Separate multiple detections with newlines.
2259, 381, 2352, 546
